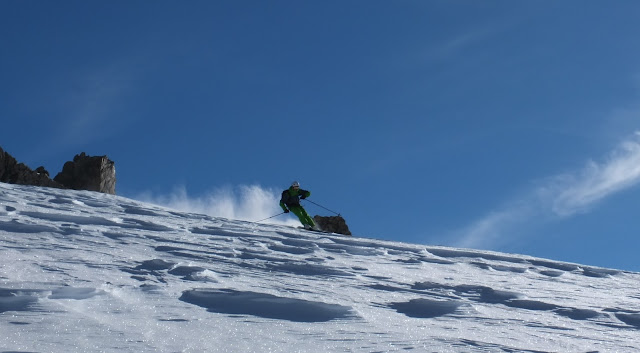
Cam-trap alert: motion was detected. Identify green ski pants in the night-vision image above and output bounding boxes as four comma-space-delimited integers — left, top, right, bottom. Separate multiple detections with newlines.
289, 205, 315, 227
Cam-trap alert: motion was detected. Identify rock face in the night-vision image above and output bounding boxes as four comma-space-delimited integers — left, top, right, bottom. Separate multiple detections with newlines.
0, 147, 64, 189
0, 147, 116, 194
54, 153, 116, 194
313, 215, 352, 236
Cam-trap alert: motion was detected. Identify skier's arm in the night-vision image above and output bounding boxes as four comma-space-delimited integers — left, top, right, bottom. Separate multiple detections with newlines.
280, 190, 290, 211
300, 190, 311, 199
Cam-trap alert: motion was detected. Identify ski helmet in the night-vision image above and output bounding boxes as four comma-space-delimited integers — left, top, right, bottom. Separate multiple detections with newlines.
291, 181, 300, 188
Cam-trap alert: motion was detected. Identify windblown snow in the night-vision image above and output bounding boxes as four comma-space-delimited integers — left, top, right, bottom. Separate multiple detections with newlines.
1, 183, 639, 352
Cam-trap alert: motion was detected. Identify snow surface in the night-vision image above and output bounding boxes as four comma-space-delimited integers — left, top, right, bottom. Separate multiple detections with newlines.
1, 183, 639, 353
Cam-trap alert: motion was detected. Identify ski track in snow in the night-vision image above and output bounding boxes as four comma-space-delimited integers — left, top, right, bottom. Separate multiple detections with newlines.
1, 183, 639, 352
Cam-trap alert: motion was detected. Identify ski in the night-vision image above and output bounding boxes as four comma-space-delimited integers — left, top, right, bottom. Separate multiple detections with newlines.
296, 226, 335, 234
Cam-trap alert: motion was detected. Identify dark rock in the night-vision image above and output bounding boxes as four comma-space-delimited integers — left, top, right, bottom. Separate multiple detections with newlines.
0, 147, 64, 189
35, 166, 49, 177
313, 215, 352, 236
54, 152, 116, 194
0, 147, 117, 194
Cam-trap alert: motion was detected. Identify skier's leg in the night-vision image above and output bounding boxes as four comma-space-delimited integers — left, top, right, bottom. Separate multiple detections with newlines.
299, 207, 315, 227
289, 206, 306, 226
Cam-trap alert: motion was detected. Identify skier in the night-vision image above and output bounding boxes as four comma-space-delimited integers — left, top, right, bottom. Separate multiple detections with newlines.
280, 181, 317, 230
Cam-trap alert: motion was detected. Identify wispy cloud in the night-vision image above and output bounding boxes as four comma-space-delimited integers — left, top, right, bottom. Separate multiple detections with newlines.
51, 61, 137, 148
428, 20, 516, 62
437, 27, 497, 58
21, 61, 138, 165
549, 132, 640, 216
454, 131, 640, 248
136, 184, 300, 227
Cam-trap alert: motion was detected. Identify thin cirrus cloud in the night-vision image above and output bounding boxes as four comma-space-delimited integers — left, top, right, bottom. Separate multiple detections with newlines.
549, 132, 640, 216
455, 131, 640, 249
52, 61, 138, 148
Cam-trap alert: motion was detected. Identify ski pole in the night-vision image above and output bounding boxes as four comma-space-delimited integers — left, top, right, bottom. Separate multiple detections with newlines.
254, 212, 285, 223
303, 199, 341, 216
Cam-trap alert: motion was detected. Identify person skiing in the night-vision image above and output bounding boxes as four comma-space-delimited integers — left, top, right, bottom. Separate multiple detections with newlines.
280, 181, 317, 229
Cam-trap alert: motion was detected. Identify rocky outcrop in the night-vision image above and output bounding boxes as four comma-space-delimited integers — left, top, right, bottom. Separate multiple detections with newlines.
54, 153, 116, 194
313, 215, 352, 236
0, 147, 116, 194
0, 147, 64, 189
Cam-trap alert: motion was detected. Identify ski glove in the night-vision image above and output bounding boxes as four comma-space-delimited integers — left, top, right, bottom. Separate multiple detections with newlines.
284, 209, 290, 213
300, 195, 306, 199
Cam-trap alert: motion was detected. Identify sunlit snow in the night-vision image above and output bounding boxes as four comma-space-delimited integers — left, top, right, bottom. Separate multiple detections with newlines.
1, 183, 639, 352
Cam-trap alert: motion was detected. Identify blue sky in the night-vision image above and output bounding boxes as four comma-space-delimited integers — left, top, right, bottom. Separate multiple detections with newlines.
2, 1, 640, 271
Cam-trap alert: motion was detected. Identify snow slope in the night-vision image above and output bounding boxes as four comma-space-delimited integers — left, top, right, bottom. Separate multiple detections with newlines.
1, 183, 639, 353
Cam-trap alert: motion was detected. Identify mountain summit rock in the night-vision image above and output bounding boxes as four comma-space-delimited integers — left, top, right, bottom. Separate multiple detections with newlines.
0, 147, 116, 194
0, 146, 63, 189
54, 152, 116, 194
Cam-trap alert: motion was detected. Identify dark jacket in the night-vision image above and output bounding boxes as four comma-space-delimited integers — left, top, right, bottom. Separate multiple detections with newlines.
280, 187, 311, 211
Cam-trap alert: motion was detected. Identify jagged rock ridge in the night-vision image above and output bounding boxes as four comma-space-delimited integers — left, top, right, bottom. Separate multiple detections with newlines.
0, 147, 116, 194
54, 152, 116, 194
0, 147, 63, 189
